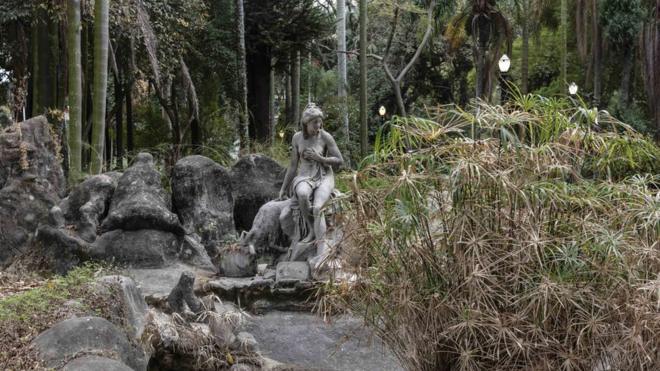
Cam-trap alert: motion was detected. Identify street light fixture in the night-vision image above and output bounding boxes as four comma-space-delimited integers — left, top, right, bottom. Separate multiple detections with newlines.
568, 82, 578, 95
498, 54, 511, 73
278, 130, 284, 140
379, 106, 386, 117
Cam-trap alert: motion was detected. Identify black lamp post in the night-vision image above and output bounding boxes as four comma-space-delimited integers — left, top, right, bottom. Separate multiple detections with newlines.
498, 54, 511, 105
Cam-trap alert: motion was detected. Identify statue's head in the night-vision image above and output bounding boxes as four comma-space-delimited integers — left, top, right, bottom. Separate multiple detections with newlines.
300, 103, 323, 138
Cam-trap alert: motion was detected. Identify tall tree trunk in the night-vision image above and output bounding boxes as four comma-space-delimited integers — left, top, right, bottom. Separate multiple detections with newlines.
90, 0, 109, 174
115, 67, 123, 167
235, 0, 249, 150
269, 66, 276, 143
247, 51, 272, 141
337, 0, 349, 152
359, 0, 368, 157
641, 0, 659, 141
521, 14, 529, 94
474, 45, 487, 99
292, 51, 301, 127
285, 67, 292, 125
9, 21, 29, 120
592, 0, 602, 108
67, 0, 83, 181
619, 47, 634, 108
576, 0, 589, 63
31, 10, 58, 115
561, 0, 568, 85
125, 36, 135, 155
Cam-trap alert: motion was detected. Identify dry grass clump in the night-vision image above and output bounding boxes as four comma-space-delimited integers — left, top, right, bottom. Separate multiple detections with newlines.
328, 97, 660, 370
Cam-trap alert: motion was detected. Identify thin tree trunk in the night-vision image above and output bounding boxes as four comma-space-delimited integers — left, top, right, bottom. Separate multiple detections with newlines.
67, 0, 83, 181
235, 0, 249, 150
105, 116, 112, 168
382, 1, 436, 113
126, 36, 135, 156
115, 68, 123, 167
337, 0, 349, 152
285, 67, 292, 125
269, 66, 276, 143
126, 83, 134, 154
561, 0, 568, 85
359, 0, 368, 157
592, 0, 602, 108
521, 15, 529, 94
292, 51, 301, 126
90, 0, 110, 174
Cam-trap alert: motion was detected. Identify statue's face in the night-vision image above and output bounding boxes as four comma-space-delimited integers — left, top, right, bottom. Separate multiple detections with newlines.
306, 117, 322, 137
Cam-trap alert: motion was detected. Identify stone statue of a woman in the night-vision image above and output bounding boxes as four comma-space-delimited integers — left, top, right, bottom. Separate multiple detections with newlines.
278, 104, 343, 246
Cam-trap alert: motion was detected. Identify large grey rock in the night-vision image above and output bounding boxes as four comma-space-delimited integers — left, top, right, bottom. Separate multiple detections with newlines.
172, 155, 235, 255
34, 224, 90, 274
62, 356, 133, 371
91, 229, 179, 268
96, 275, 148, 339
0, 179, 60, 266
231, 155, 285, 231
245, 312, 402, 371
32, 316, 147, 370
0, 116, 64, 267
0, 116, 65, 193
101, 153, 183, 235
128, 263, 216, 297
60, 173, 119, 242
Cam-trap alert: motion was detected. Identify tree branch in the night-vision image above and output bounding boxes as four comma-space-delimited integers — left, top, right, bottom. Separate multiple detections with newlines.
395, 0, 436, 82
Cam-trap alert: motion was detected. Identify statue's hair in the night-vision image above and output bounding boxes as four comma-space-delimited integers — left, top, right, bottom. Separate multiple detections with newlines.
300, 103, 324, 138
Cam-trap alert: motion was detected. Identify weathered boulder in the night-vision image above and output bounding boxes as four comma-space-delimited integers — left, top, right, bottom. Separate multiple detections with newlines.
0, 116, 65, 267
90, 229, 179, 268
231, 155, 285, 231
34, 224, 90, 274
32, 316, 147, 371
0, 116, 64, 193
62, 356, 133, 371
101, 152, 183, 235
0, 179, 60, 266
59, 173, 118, 242
172, 155, 235, 255
96, 275, 148, 339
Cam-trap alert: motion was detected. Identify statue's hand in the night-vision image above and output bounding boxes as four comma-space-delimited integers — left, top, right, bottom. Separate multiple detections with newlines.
303, 148, 323, 163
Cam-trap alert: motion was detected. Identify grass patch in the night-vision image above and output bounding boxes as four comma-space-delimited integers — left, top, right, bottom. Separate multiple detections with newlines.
0, 263, 123, 369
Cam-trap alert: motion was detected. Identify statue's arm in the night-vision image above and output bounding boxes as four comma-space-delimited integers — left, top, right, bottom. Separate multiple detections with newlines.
320, 131, 344, 168
279, 134, 299, 199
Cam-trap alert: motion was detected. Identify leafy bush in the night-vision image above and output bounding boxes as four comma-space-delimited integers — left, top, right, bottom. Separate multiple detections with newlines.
327, 96, 659, 370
